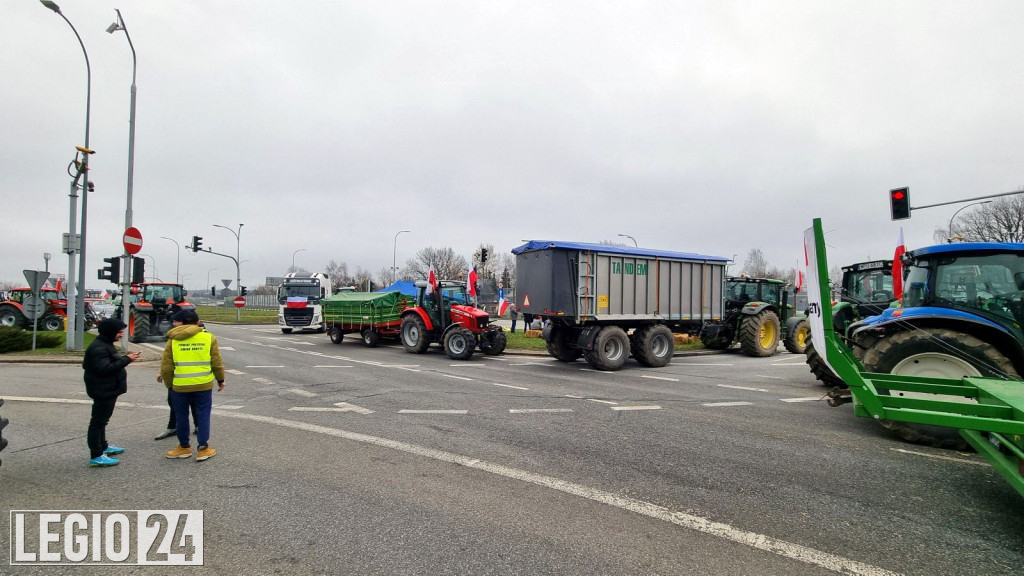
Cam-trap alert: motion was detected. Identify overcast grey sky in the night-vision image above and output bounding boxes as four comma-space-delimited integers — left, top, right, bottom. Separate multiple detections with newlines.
4, 1, 1022, 290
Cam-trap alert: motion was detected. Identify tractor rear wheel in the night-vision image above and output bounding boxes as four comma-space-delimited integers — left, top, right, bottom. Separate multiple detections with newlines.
130, 310, 151, 343
361, 328, 379, 348
783, 317, 810, 355
804, 339, 844, 387
584, 326, 629, 371
0, 306, 26, 329
739, 311, 780, 357
444, 327, 475, 360
479, 330, 507, 355
401, 315, 430, 354
633, 325, 674, 368
857, 328, 1020, 448
546, 326, 582, 362
329, 325, 344, 344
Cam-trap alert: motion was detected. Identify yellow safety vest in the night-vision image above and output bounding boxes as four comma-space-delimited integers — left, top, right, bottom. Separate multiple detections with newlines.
171, 331, 214, 388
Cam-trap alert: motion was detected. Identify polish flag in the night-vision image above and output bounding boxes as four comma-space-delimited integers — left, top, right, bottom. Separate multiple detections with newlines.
427, 267, 437, 295
892, 228, 906, 301
467, 267, 478, 297
497, 296, 509, 316
286, 296, 308, 309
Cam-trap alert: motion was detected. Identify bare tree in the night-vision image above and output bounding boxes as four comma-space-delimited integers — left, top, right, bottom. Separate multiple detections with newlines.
742, 248, 769, 277
404, 246, 468, 281
322, 260, 351, 286
473, 243, 498, 280
954, 192, 1024, 243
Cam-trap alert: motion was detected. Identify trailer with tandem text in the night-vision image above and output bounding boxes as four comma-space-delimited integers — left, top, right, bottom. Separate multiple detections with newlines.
513, 241, 729, 371
323, 290, 413, 347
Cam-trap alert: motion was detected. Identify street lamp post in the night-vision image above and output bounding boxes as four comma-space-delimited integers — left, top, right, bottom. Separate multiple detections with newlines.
393, 230, 410, 285
161, 237, 180, 283
41, 0, 91, 351
107, 8, 137, 351
214, 223, 243, 321
138, 254, 157, 282
617, 233, 638, 247
948, 201, 993, 243
44, 253, 51, 273
206, 268, 217, 296
291, 248, 306, 273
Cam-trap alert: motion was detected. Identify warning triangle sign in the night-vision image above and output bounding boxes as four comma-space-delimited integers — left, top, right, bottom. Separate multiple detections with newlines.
523, 295, 530, 307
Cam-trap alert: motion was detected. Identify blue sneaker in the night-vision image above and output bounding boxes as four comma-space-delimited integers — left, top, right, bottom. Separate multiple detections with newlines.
89, 455, 119, 467
104, 445, 125, 456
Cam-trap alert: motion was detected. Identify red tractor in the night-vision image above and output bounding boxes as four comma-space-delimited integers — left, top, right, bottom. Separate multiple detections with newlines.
0, 287, 95, 331
116, 282, 195, 342
400, 280, 507, 360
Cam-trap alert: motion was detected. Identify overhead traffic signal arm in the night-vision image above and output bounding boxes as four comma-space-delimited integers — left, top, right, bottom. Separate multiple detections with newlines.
890, 187, 911, 220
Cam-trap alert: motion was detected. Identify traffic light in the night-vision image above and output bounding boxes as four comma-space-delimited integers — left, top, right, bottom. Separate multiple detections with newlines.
0, 398, 8, 466
131, 256, 146, 284
240, 286, 248, 296
98, 256, 120, 283
211, 286, 216, 296
889, 187, 911, 220
480, 248, 488, 263
191, 236, 203, 252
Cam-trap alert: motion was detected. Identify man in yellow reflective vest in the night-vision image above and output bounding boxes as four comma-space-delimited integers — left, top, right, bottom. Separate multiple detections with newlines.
160, 309, 226, 461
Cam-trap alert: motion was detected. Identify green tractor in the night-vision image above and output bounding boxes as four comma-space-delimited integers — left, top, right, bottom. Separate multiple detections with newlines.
804, 260, 895, 386
699, 277, 808, 357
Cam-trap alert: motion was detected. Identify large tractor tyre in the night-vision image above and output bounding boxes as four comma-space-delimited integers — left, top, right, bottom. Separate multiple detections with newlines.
546, 327, 582, 362
783, 317, 810, 355
738, 311, 780, 357
804, 339, 844, 387
329, 325, 344, 344
0, 306, 26, 329
361, 328, 380, 348
39, 314, 65, 332
130, 310, 151, 343
400, 315, 430, 354
443, 327, 476, 360
479, 330, 507, 355
281, 328, 293, 334
856, 328, 1020, 449
633, 325, 675, 368
583, 326, 630, 371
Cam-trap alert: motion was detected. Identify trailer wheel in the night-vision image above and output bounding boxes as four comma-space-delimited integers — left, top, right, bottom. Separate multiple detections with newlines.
361, 328, 379, 348
479, 330, 507, 355
584, 326, 629, 371
329, 325, 344, 344
804, 339, 844, 387
546, 326, 582, 362
633, 325, 674, 368
0, 306, 25, 329
857, 328, 1020, 448
739, 311, 780, 357
281, 328, 293, 334
130, 310, 151, 343
401, 315, 430, 354
783, 317, 810, 355
444, 327, 475, 360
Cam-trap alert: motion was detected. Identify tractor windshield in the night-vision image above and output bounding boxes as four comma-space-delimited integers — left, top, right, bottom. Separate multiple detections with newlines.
441, 285, 469, 305
144, 285, 184, 304
904, 252, 1024, 324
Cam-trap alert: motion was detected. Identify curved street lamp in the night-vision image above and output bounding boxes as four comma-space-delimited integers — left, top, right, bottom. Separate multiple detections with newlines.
617, 233, 638, 247
393, 230, 410, 285
161, 236, 180, 283
948, 201, 993, 242
214, 223, 244, 320
291, 248, 307, 273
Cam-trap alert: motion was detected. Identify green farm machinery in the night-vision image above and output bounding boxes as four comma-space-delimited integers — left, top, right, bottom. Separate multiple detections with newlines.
699, 276, 809, 356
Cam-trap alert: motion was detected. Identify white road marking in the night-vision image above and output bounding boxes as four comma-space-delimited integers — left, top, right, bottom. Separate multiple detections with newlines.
890, 448, 988, 466
398, 409, 469, 414
509, 408, 573, 414
610, 405, 662, 411
587, 399, 618, 405
680, 362, 734, 366
313, 365, 353, 368
756, 375, 784, 380
247, 365, 285, 368
449, 364, 484, 367
771, 360, 809, 367
215, 405, 245, 410
443, 374, 473, 381
512, 362, 553, 367
578, 368, 614, 374
780, 397, 823, 403
220, 412, 892, 575
641, 375, 679, 382
289, 407, 351, 413
718, 384, 770, 393
252, 377, 275, 385
492, 383, 529, 390
564, 394, 584, 399
219, 346, 236, 351
226, 369, 246, 375
702, 401, 754, 407
287, 389, 318, 397
332, 402, 374, 414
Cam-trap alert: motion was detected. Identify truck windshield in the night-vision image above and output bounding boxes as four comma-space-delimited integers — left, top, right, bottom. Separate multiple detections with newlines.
907, 253, 1024, 324
278, 284, 322, 303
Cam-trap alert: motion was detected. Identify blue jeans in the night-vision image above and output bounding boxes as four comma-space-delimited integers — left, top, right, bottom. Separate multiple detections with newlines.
170, 389, 212, 448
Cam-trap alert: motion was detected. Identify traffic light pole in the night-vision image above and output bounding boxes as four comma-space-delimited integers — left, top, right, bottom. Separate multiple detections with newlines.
189, 246, 240, 321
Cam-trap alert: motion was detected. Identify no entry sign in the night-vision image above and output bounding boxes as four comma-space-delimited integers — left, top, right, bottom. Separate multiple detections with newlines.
233, 297, 246, 308
123, 227, 143, 255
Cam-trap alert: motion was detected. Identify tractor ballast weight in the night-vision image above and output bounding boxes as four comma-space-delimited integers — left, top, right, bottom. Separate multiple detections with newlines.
805, 218, 1024, 498
118, 282, 195, 343
399, 280, 506, 360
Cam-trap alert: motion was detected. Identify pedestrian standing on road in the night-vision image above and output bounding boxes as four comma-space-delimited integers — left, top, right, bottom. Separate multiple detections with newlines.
82, 318, 140, 467
159, 310, 225, 462
155, 316, 198, 441
509, 302, 518, 333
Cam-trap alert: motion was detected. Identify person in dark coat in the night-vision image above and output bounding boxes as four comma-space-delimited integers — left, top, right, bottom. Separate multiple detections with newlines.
82, 318, 140, 467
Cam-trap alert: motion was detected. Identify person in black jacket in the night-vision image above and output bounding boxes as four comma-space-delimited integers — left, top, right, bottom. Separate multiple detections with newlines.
82, 318, 140, 467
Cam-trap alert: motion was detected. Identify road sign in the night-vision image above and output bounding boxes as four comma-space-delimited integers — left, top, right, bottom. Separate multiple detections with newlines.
233, 297, 246, 308
123, 227, 143, 255
23, 270, 50, 293
22, 296, 45, 321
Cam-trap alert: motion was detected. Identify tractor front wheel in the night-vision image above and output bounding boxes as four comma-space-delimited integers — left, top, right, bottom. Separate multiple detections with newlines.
444, 327, 475, 360
584, 326, 629, 371
40, 314, 65, 332
130, 310, 151, 343
401, 315, 430, 354
739, 311, 780, 357
479, 330, 507, 355
783, 317, 810, 355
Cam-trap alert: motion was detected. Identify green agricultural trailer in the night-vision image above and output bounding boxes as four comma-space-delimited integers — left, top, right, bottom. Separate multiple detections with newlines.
805, 218, 1024, 498
322, 290, 413, 347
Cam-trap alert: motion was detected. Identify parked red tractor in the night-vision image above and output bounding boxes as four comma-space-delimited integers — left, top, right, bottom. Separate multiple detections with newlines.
0, 286, 96, 331
400, 280, 507, 360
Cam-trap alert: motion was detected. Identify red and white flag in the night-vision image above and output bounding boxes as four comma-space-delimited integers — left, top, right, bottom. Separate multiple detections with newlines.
427, 267, 438, 295
497, 296, 509, 316
467, 267, 478, 297
892, 228, 906, 301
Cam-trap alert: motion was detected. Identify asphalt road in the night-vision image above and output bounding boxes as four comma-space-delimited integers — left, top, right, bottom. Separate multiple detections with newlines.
1, 324, 1021, 575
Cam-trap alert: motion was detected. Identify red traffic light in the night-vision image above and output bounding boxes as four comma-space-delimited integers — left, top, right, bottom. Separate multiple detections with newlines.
889, 186, 910, 220
891, 190, 905, 200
